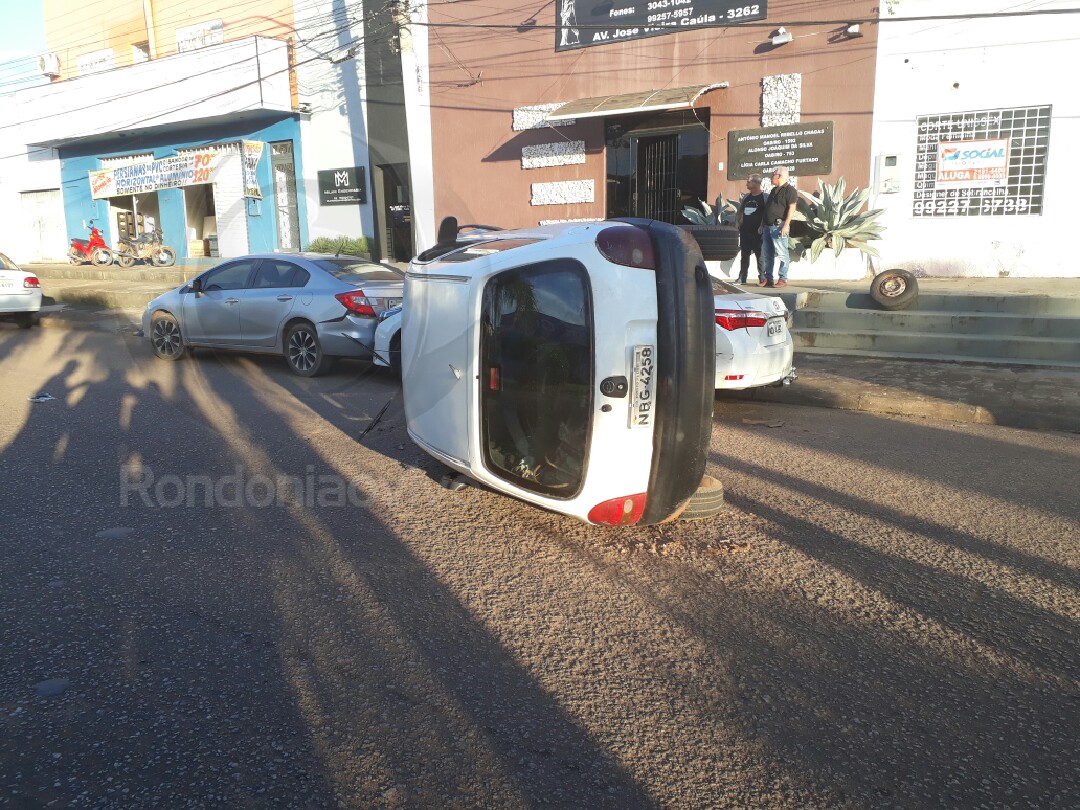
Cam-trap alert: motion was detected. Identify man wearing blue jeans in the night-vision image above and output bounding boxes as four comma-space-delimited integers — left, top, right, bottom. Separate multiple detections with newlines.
757, 166, 799, 288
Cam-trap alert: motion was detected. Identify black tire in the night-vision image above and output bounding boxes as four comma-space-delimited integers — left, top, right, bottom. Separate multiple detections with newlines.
388, 331, 402, 376
15, 313, 35, 330
678, 475, 726, 521
91, 248, 114, 267
150, 312, 188, 360
870, 269, 918, 311
117, 252, 137, 268
153, 246, 176, 267
284, 322, 333, 377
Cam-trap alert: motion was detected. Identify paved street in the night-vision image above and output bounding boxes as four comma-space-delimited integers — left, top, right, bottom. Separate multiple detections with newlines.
1, 325, 1077, 809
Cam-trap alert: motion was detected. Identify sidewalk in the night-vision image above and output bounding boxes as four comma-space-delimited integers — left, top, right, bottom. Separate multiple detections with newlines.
20, 276, 1080, 435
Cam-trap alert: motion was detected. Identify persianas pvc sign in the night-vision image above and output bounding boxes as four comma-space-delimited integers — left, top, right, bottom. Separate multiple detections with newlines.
89, 150, 225, 199
555, 0, 767, 51
935, 139, 1009, 187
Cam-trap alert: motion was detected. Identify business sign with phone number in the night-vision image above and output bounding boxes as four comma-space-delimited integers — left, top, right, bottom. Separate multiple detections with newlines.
912, 106, 1051, 218
555, 0, 767, 51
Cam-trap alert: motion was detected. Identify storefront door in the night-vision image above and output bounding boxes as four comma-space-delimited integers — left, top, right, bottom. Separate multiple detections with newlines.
20, 190, 66, 262
270, 142, 300, 251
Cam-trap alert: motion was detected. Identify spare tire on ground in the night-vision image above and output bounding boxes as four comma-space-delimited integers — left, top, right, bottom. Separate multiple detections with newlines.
870, 268, 918, 310
680, 224, 740, 261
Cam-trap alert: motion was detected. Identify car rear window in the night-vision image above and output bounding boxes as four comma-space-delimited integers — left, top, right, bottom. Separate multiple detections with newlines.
711, 277, 742, 296
0, 253, 16, 270
417, 238, 543, 264
312, 260, 404, 283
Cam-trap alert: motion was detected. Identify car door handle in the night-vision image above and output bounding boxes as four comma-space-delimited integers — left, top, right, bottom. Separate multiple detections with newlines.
276, 295, 294, 302
225, 298, 240, 305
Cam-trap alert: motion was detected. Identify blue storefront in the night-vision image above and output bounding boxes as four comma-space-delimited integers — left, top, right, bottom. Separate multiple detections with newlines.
59, 115, 308, 263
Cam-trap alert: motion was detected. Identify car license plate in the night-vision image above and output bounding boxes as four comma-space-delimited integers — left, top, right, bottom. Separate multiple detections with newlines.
0, 281, 12, 288
386, 298, 401, 309
629, 344, 656, 429
767, 319, 784, 336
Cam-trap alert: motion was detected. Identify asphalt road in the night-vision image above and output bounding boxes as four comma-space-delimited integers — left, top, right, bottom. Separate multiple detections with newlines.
1, 324, 1077, 809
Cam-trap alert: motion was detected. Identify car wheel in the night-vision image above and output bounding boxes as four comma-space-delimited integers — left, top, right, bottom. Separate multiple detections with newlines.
389, 331, 402, 376
91, 248, 114, 267
150, 312, 188, 360
870, 269, 918, 311
15, 313, 35, 330
153, 247, 177, 267
285, 322, 333, 377
678, 475, 726, 521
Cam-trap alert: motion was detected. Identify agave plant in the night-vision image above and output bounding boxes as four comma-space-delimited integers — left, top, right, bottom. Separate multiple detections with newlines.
681, 195, 738, 226
790, 178, 885, 262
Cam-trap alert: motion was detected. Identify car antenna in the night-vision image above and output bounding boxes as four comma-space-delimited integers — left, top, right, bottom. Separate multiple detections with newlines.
335, 236, 347, 257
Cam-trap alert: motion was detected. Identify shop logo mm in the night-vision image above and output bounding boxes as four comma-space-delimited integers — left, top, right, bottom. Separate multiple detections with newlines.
335, 171, 350, 187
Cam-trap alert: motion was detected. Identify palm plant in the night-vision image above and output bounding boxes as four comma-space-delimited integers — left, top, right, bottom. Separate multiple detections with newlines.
680, 195, 738, 226
790, 179, 885, 262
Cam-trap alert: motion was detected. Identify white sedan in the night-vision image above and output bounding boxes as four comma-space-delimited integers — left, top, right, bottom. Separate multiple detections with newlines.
0, 253, 42, 329
375, 279, 795, 391
711, 276, 795, 390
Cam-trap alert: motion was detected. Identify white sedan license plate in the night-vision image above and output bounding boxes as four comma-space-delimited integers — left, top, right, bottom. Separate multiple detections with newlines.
629, 344, 656, 429
0, 281, 13, 288
767, 319, 784, 336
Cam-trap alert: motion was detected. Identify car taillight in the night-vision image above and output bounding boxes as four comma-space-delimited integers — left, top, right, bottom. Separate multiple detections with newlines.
715, 309, 767, 330
595, 226, 655, 269
588, 493, 647, 526
336, 289, 376, 317
24, 276, 40, 288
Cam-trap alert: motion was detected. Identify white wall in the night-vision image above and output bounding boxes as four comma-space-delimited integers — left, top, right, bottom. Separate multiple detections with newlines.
0, 95, 64, 263
292, 0, 374, 248
869, 0, 1080, 277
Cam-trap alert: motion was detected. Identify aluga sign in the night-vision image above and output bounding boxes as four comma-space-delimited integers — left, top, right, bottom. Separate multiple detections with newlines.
400, 217, 718, 526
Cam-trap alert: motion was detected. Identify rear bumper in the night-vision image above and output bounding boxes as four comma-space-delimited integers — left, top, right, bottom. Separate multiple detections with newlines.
0, 292, 42, 314
715, 339, 793, 389
318, 315, 378, 358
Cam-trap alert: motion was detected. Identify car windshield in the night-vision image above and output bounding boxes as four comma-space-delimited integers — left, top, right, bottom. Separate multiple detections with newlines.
313, 259, 404, 284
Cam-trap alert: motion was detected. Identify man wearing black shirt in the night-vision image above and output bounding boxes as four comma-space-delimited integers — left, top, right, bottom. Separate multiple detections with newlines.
735, 174, 766, 284
757, 166, 799, 288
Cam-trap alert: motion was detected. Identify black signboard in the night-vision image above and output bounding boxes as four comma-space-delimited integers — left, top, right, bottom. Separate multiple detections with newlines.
318, 167, 367, 206
555, 0, 767, 51
912, 106, 1050, 218
726, 121, 834, 180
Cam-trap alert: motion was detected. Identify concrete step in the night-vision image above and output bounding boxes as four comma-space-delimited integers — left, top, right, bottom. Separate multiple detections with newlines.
793, 328, 1080, 366
41, 279, 173, 312
794, 308, 1080, 339
798, 290, 1080, 317
28, 264, 195, 284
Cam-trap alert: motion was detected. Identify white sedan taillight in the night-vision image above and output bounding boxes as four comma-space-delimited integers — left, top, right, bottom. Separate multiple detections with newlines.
24, 276, 40, 289
714, 309, 767, 330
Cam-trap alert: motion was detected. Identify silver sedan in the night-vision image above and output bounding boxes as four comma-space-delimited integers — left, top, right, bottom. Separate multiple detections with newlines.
143, 254, 404, 376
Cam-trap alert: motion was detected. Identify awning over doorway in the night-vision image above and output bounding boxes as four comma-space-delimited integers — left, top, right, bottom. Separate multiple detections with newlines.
544, 83, 728, 123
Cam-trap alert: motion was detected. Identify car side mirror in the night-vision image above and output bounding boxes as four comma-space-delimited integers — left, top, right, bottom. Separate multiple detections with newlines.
191, 278, 203, 295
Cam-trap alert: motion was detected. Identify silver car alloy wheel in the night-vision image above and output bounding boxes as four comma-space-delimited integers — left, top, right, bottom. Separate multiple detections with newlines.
288, 328, 319, 372
152, 318, 182, 357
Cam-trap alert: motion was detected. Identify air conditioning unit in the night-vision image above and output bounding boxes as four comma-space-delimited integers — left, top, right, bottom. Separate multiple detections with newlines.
38, 53, 60, 78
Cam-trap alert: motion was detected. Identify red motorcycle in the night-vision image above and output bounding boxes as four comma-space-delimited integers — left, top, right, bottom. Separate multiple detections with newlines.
68, 220, 114, 267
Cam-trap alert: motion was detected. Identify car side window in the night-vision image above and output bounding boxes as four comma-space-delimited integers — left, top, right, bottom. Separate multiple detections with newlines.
202, 260, 259, 291
253, 261, 300, 289
288, 268, 310, 288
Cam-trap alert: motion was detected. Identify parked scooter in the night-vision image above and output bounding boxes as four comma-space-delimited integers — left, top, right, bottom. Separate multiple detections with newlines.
67, 220, 114, 267
115, 228, 177, 268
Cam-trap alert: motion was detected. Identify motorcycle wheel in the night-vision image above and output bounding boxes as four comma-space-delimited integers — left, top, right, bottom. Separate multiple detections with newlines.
117, 253, 137, 268
153, 246, 176, 267
91, 248, 114, 267
68, 254, 81, 265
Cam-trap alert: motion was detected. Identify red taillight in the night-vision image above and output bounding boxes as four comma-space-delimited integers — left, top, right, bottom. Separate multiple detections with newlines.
588, 493, 647, 526
715, 309, 767, 330
595, 225, 655, 269
23, 276, 40, 288
336, 289, 376, 317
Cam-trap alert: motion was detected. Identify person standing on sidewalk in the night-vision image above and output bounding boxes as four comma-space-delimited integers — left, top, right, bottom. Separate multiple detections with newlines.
735, 174, 767, 284
758, 166, 799, 288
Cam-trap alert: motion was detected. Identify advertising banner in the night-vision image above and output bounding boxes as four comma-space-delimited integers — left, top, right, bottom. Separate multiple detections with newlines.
913, 106, 1051, 217
727, 122, 834, 180
318, 167, 367, 206
555, 0, 767, 51
242, 141, 264, 198
89, 149, 224, 199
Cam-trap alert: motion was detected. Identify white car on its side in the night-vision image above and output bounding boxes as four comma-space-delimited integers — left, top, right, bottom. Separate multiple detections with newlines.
710, 276, 795, 390
0, 252, 42, 330
376, 276, 796, 392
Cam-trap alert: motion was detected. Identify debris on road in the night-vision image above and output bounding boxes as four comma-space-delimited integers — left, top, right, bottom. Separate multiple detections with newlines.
28, 392, 55, 403
741, 418, 784, 428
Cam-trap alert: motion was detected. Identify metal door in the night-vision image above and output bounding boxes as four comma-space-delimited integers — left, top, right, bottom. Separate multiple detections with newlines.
270, 142, 301, 251
20, 190, 66, 262
634, 135, 679, 222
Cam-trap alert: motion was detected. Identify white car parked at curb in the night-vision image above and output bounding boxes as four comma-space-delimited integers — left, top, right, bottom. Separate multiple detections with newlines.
0, 252, 42, 329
